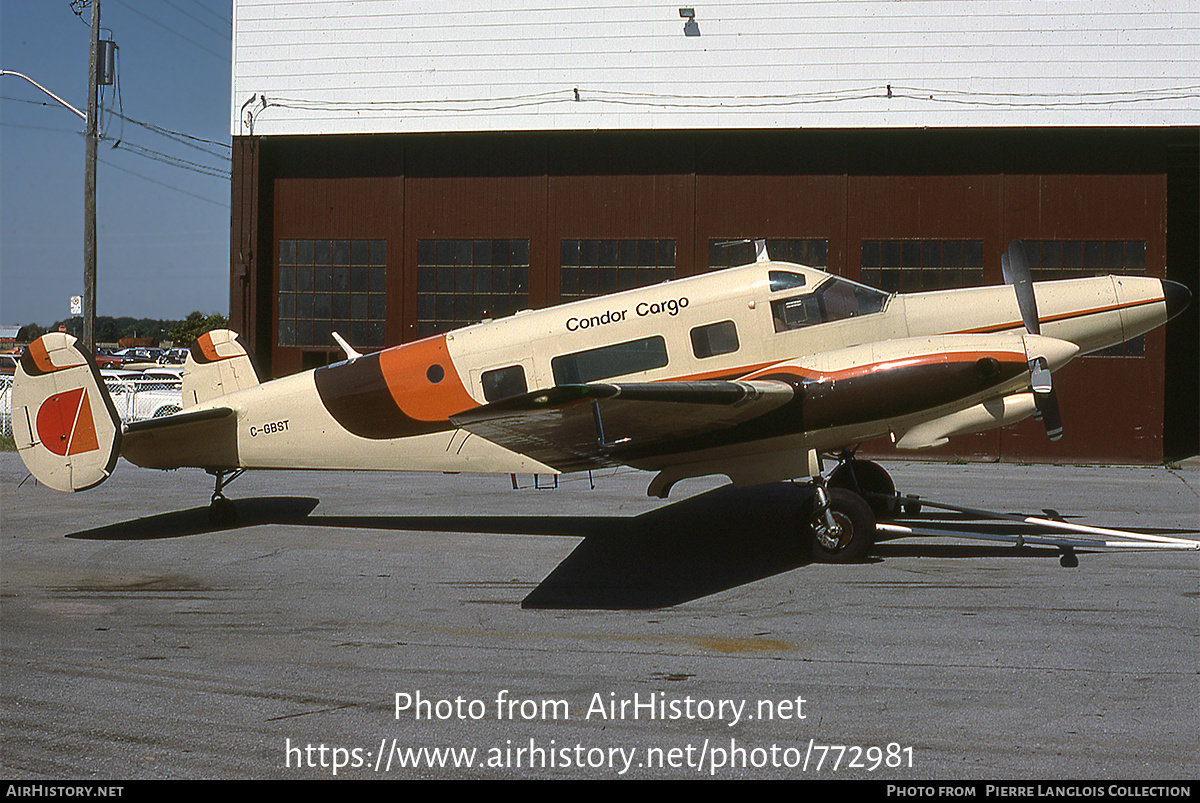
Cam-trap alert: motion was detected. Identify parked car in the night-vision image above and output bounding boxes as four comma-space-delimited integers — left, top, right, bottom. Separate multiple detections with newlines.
110, 347, 163, 365
158, 348, 190, 365
94, 351, 126, 369
102, 376, 183, 421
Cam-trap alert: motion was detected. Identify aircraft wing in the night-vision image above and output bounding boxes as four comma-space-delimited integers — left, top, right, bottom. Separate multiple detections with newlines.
450, 380, 795, 472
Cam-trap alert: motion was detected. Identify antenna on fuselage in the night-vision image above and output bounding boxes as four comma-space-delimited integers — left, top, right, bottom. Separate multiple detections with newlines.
332, 331, 362, 361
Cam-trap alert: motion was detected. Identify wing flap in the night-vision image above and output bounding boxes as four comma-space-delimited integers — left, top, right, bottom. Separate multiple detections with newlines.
450, 380, 794, 472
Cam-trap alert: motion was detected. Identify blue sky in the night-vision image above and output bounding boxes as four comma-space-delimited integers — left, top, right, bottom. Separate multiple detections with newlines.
1, 0, 232, 328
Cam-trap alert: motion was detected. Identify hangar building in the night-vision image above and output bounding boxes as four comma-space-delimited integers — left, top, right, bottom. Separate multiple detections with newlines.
228, 1, 1199, 462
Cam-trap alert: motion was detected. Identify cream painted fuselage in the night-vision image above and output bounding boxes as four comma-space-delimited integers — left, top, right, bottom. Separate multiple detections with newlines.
131, 261, 1179, 488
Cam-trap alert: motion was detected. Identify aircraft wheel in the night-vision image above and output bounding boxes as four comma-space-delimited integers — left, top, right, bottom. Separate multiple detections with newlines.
829, 460, 896, 518
807, 488, 876, 563
209, 496, 237, 527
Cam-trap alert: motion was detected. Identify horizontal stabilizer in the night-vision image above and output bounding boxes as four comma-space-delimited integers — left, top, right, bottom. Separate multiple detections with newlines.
11, 334, 122, 492
121, 407, 239, 471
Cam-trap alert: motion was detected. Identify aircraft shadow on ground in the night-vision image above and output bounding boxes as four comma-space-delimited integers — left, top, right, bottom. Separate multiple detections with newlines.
66, 497, 322, 541
61, 483, 1169, 609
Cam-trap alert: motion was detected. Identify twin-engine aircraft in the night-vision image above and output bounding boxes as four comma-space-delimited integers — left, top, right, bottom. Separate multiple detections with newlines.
13, 242, 1191, 562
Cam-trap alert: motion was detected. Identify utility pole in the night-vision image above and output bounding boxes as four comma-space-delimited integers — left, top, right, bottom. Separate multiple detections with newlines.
83, 0, 100, 355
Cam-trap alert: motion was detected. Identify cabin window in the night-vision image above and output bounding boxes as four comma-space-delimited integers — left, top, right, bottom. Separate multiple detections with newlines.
771, 277, 888, 333
559, 239, 675, 302
278, 239, 386, 348
690, 320, 740, 359
708, 238, 828, 271
416, 239, 530, 338
481, 365, 528, 402
552, 336, 669, 385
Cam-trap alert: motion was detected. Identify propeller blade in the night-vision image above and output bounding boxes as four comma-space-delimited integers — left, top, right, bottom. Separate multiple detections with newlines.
1005, 240, 1041, 335
1034, 386, 1064, 442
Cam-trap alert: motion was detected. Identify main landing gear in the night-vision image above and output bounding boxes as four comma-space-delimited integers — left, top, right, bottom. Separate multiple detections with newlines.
207, 469, 244, 527
805, 480, 876, 563
802, 455, 901, 563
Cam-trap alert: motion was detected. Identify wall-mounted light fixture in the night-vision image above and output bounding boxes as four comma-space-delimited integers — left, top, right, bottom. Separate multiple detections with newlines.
679, 8, 700, 36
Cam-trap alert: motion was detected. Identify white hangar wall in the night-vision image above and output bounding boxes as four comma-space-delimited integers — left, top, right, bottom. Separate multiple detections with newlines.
231, 0, 1200, 136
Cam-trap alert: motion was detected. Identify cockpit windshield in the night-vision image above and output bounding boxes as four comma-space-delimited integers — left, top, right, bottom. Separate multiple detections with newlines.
770, 276, 889, 332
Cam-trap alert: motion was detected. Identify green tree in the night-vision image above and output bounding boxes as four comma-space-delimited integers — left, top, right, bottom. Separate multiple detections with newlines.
169, 312, 229, 346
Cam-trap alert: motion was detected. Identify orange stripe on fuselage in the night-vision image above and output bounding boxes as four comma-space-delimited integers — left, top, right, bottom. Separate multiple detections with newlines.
741, 350, 1025, 384
954, 295, 1164, 335
378, 335, 478, 422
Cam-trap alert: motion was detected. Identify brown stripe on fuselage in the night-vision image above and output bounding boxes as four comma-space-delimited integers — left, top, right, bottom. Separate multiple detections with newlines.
611, 350, 1027, 462
313, 335, 478, 440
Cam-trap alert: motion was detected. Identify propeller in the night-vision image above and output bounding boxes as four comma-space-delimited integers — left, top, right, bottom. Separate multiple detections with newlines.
1002, 240, 1063, 441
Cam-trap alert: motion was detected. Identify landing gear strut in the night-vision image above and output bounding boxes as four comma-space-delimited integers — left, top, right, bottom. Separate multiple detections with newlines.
828, 454, 898, 518
207, 469, 244, 527
805, 478, 877, 563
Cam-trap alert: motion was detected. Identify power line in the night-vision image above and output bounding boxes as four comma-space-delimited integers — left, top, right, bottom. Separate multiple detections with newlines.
181, 0, 230, 27
109, 139, 230, 178
98, 155, 228, 207
160, 0, 229, 40
107, 0, 228, 61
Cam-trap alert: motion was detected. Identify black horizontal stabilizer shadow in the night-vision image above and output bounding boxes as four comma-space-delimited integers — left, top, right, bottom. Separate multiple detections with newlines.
66, 497, 320, 540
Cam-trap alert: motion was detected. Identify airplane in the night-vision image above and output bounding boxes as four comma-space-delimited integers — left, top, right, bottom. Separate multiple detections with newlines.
11, 241, 1193, 563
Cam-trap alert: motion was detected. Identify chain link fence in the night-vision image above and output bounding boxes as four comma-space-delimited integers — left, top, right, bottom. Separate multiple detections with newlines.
1, 374, 183, 441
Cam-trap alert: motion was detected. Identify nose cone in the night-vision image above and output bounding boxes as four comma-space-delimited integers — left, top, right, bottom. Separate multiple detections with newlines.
1163, 279, 1192, 322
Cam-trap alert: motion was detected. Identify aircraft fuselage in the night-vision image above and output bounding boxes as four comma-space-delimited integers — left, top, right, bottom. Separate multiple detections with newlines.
122, 261, 1177, 485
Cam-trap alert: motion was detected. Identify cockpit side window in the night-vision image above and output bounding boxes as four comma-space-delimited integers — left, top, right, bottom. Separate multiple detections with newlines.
771, 276, 889, 333
768, 271, 807, 292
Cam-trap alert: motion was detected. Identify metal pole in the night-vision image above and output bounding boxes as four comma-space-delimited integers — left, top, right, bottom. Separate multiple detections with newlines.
83, 0, 100, 355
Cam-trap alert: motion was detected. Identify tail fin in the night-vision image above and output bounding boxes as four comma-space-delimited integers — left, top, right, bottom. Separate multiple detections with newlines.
11, 334, 122, 492
182, 329, 261, 407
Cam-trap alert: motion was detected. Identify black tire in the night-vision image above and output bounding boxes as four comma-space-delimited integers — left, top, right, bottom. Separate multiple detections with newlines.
208, 496, 237, 527
808, 488, 876, 563
828, 460, 896, 518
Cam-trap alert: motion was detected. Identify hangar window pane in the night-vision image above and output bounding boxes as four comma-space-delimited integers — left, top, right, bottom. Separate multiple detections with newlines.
552, 336, 669, 385
560, 239, 675, 303
278, 239, 386, 350
1023, 240, 1148, 357
708, 239, 827, 271
860, 239, 984, 292
417, 239, 530, 338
